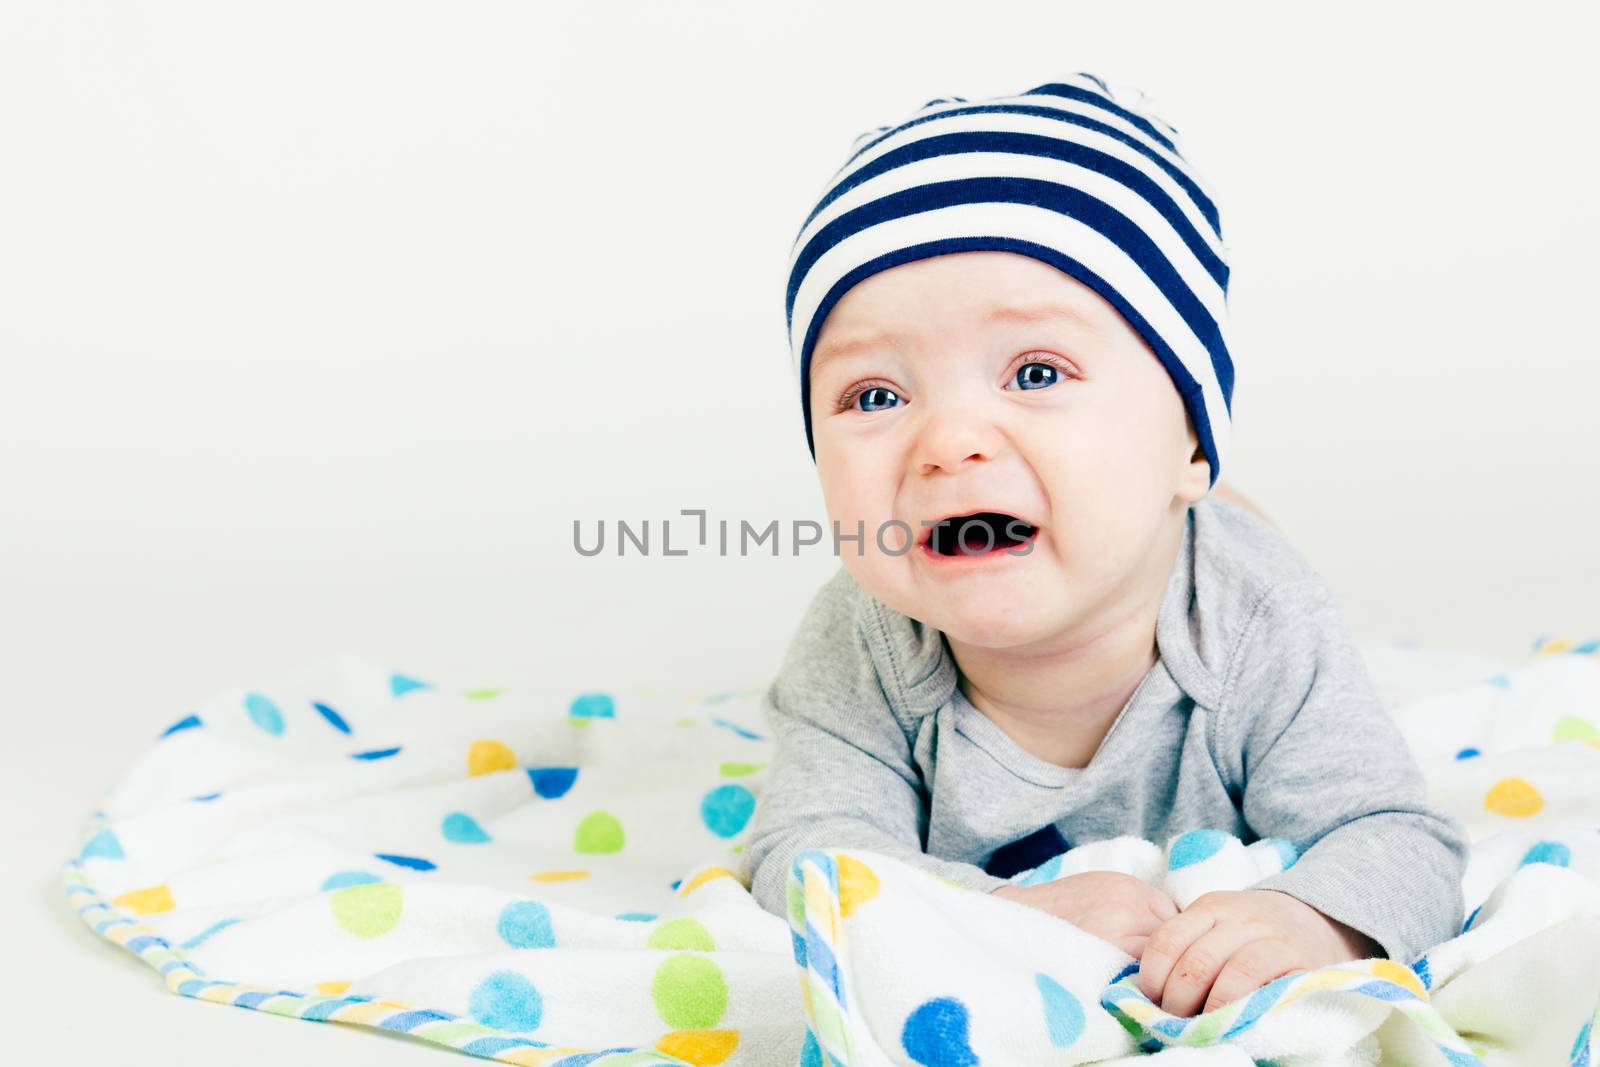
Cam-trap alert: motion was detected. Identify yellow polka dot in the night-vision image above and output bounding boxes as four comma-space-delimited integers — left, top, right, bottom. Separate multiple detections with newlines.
655, 1030, 739, 1065
468, 739, 517, 776
836, 855, 880, 918
680, 866, 736, 895
1370, 959, 1427, 998
1484, 776, 1544, 817
529, 869, 590, 883
1539, 638, 1573, 655
112, 884, 174, 915
314, 980, 351, 996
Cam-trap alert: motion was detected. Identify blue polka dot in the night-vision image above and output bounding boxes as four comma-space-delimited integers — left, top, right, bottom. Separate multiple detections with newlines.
468, 970, 543, 1031
1520, 840, 1571, 868
527, 767, 578, 799
1485, 674, 1510, 688
615, 912, 656, 922
244, 692, 284, 735
1455, 747, 1481, 760
1015, 853, 1064, 887
191, 792, 222, 802
314, 702, 352, 734
374, 853, 436, 871
700, 784, 756, 838
80, 829, 124, 861
1410, 955, 1432, 991
390, 673, 431, 697
1264, 837, 1299, 869
159, 714, 202, 738
320, 870, 381, 890
498, 901, 555, 948
443, 812, 492, 844
1462, 903, 1482, 932
1168, 828, 1228, 870
902, 997, 977, 1067
351, 746, 401, 761
1034, 974, 1084, 1046
568, 693, 614, 718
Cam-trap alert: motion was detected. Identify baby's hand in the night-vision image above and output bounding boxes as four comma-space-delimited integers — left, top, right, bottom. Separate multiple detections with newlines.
1136, 888, 1384, 1017
991, 871, 1180, 958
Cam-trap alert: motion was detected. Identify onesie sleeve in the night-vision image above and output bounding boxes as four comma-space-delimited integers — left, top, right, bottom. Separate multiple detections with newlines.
741, 572, 1010, 917
1214, 578, 1471, 965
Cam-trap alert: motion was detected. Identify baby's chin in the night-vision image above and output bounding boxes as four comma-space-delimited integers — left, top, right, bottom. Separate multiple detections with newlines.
929, 602, 1073, 651
876, 573, 1073, 649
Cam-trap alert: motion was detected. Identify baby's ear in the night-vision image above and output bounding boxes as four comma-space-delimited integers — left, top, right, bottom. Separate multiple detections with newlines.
1176, 425, 1211, 505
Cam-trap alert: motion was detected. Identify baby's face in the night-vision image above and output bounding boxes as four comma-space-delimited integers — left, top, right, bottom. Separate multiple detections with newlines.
808, 250, 1211, 648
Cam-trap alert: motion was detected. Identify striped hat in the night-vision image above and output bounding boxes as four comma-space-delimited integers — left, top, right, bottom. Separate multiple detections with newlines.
783, 74, 1235, 489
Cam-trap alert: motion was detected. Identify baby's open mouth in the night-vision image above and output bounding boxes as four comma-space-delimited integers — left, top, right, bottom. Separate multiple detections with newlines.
923, 511, 1039, 557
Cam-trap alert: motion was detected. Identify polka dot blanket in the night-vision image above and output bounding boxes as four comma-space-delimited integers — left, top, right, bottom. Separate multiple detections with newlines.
63, 639, 1600, 1066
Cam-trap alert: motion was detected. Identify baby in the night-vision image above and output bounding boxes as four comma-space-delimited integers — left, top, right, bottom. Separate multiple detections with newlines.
741, 75, 1470, 1019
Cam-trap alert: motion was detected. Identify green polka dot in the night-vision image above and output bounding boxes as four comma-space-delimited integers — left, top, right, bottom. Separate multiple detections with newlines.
647, 918, 715, 951
1554, 715, 1599, 742
574, 811, 625, 854
675, 718, 697, 727
465, 688, 505, 700
650, 954, 727, 1029
718, 762, 763, 777
330, 882, 402, 938
568, 718, 592, 729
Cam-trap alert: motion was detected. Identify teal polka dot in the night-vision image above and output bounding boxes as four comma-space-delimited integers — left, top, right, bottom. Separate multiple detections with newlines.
468, 970, 543, 1031
1034, 973, 1085, 1046
443, 812, 492, 844
1520, 840, 1571, 868
1168, 829, 1228, 870
569, 693, 615, 718
498, 900, 555, 948
390, 673, 431, 697
1264, 837, 1299, 869
80, 829, 124, 861
1016, 853, 1065, 887
244, 692, 284, 735
700, 784, 756, 838
320, 870, 381, 891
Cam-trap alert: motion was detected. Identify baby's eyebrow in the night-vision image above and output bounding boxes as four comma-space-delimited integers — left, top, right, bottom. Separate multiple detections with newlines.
813, 301, 1096, 373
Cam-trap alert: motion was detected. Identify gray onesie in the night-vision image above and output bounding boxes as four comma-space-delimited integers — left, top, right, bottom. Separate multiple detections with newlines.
740, 497, 1469, 966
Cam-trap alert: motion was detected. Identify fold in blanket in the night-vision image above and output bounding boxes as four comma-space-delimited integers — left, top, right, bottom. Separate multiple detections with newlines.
63, 645, 1600, 1065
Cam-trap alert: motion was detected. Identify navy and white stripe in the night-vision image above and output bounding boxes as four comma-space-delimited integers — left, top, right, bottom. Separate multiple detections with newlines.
785, 74, 1235, 488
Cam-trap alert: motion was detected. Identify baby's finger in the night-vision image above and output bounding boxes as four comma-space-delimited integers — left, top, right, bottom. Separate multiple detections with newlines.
1158, 923, 1258, 1018
1148, 891, 1179, 922
1113, 934, 1149, 959
1200, 939, 1296, 1015
1136, 911, 1213, 1003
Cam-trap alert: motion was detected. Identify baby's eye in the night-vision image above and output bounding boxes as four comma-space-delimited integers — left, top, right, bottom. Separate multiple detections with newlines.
1010, 353, 1075, 391
1014, 361, 1061, 391
852, 385, 902, 413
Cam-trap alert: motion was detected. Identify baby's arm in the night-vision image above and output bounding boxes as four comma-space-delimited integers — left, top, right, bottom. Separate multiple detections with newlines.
1137, 576, 1469, 1015
1213, 577, 1470, 963
742, 571, 1009, 916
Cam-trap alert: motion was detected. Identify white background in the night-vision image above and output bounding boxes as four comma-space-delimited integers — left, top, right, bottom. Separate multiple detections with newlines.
3, 2, 1597, 1063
